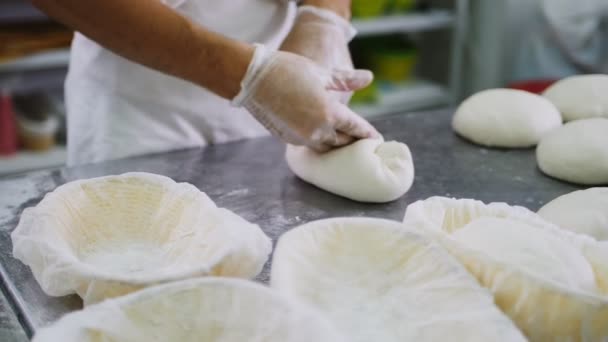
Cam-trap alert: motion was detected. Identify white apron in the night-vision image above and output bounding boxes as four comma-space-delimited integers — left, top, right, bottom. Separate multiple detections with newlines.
65, 0, 296, 166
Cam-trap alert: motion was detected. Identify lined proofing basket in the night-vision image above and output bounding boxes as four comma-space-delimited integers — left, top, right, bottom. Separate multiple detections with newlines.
271, 217, 526, 341
403, 197, 608, 341
32, 278, 345, 342
12, 173, 272, 305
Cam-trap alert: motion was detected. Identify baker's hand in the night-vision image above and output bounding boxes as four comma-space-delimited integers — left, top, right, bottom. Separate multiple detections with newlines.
232, 44, 380, 152
281, 5, 360, 104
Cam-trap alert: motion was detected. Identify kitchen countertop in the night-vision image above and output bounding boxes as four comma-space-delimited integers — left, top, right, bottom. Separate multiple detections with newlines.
0, 108, 581, 338
0, 289, 27, 342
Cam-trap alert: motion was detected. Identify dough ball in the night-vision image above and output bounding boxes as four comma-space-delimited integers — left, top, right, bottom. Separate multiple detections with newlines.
272, 217, 526, 342
285, 139, 414, 203
543, 74, 608, 122
536, 118, 608, 185
539, 188, 608, 240
452, 217, 597, 292
452, 88, 562, 148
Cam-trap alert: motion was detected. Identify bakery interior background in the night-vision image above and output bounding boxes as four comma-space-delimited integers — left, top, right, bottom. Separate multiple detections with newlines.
1, 0, 606, 172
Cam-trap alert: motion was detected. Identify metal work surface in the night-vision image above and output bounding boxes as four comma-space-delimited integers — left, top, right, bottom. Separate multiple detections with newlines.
0, 288, 27, 341
0, 108, 581, 337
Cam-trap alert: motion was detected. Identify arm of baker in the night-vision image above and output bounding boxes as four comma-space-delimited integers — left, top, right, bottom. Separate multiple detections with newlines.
31, 0, 253, 99
31, 0, 378, 151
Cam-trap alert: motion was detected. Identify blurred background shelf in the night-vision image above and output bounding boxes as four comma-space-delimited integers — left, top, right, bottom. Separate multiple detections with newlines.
0, 1, 49, 24
0, 68, 68, 95
0, 0, 470, 175
0, 146, 66, 176
352, 80, 449, 118
349, 0, 467, 116
353, 10, 454, 37
0, 49, 70, 72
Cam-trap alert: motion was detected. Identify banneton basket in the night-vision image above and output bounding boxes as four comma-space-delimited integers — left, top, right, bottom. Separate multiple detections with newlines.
32, 278, 344, 342
12, 173, 271, 305
403, 197, 608, 341
271, 217, 525, 341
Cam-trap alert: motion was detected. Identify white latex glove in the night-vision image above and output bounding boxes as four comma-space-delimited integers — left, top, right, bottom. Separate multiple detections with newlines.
232, 44, 380, 152
280, 6, 360, 104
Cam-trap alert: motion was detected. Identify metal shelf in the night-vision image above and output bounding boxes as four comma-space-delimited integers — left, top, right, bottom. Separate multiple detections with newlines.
0, 49, 70, 73
0, 1, 48, 23
352, 80, 450, 118
353, 10, 454, 37
0, 68, 67, 94
0, 146, 66, 176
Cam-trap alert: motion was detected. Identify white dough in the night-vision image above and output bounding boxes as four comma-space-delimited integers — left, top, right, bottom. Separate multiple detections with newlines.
33, 278, 344, 342
404, 197, 608, 341
285, 139, 414, 203
12, 173, 272, 305
543, 74, 608, 121
271, 218, 526, 342
536, 118, 608, 185
452, 88, 562, 148
539, 188, 608, 240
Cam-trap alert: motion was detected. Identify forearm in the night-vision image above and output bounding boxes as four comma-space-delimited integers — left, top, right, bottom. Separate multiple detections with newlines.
31, 0, 252, 99
301, 0, 351, 19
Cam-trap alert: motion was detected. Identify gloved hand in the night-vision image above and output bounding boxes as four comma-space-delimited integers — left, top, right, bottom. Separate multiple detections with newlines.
232, 44, 380, 152
280, 5, 360, 104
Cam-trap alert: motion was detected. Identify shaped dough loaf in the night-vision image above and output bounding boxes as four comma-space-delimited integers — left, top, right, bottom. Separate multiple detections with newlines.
452, 88, 562, 148
285, 139, 414, 203
404, 197, 608, 341
12, 173, 272, 305
543, 74, 608, 121
33, 278, 344, 342
536, 118, 608, 185
271, 217, 526, 342
539, 188, 608, 240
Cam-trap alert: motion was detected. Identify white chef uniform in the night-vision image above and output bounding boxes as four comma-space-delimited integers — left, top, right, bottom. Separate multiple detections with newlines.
65, 0, 296, 165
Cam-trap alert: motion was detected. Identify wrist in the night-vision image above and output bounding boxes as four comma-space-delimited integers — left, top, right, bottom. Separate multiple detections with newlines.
226, 42, 256, 100
301, 0, 351, 20
232, 44, 275, 106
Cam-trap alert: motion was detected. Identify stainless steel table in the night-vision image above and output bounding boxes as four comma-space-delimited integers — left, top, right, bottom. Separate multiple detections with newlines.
0, 108, 581, 338
0, 289, 27, 342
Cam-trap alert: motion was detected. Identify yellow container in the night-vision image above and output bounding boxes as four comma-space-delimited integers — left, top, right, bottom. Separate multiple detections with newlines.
352, 0, 390, 18
370, 49, 418, 83
390, 0, 416, 13
351, 80, 379, 104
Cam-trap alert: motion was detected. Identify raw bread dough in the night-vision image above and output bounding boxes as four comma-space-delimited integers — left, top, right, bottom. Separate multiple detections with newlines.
543, 74, 608, 121
285, 139, 414, 203
539, 188, 608, 240
452, 88, 562, 147
12, 173, 271, 305
33, 278, 344, 342
404, 197, 608, 341
536, 118, 608, 185
271, 217, 526, 342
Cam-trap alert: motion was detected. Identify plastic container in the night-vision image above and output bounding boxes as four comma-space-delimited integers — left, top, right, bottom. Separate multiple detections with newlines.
389, 0, 416, 13
0, 93, 18, 156
508, 80, 557, 95
352, 0, 390, 18
351, 80, 379, 104
370, 48, 418, 82
16, 114, 59, 151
